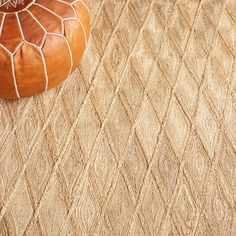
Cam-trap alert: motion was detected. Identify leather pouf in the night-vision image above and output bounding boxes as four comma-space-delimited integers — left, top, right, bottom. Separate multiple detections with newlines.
0, 0, 90, 99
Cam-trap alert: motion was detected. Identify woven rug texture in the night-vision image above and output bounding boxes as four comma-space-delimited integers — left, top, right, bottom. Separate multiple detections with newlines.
0, 0, 236, 235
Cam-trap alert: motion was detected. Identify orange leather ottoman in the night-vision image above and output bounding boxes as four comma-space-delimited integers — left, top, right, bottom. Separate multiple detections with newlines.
0, 0, 90, 99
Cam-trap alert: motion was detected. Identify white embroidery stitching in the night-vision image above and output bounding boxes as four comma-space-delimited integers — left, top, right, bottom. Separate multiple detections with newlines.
0, 0, 24, 9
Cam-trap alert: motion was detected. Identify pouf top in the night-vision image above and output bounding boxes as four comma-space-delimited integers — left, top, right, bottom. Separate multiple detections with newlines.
0, 0, 34, 13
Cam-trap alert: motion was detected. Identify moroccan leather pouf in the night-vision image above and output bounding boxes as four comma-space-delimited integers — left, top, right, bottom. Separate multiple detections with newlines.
0, 0, 90, 99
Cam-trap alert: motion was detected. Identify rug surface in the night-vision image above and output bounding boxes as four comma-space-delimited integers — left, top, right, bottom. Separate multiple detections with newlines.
0, 0, 236, 235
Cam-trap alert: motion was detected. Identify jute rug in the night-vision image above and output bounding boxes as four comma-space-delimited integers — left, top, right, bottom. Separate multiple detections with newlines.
0, 0, 236, 235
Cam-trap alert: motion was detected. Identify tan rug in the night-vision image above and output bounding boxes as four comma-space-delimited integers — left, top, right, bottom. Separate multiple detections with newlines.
0, 0, 236, 235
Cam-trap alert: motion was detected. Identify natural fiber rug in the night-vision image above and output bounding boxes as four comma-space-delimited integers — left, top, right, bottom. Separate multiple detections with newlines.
0, 0, 236, 235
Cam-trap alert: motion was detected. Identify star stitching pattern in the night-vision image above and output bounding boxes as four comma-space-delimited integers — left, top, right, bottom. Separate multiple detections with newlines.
0, 0, 24, 8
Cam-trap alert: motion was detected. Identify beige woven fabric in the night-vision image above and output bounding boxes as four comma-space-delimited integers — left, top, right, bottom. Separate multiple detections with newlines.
0, 0, 236, 235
